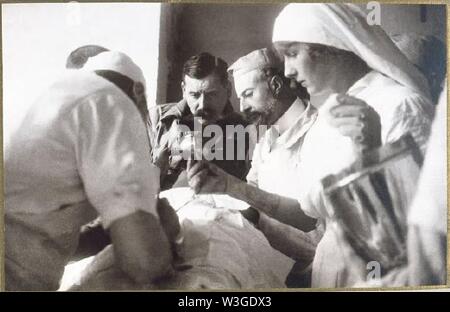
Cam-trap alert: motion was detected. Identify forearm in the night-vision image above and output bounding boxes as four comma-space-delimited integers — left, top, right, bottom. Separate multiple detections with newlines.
110, 211, 173, 285
226, 179, 317, 232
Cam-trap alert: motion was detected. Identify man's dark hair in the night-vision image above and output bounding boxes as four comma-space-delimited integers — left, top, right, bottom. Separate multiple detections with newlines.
265, 46, 310, 100
94, 70, 135, 103
66, 45, 109, 69
94, 70, 148, 123
182, 52, 228, 84
260, 66, 310, 101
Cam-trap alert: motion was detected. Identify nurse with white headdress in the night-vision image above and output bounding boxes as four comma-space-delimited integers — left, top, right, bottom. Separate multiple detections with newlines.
271, 3, 434, 287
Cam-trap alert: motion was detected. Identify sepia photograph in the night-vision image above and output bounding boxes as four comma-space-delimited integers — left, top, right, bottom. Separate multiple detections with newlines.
1, 1, 448, 293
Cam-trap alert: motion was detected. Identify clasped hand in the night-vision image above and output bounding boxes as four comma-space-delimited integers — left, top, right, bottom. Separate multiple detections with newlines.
323, 94, 382, 151
186, 159, 233, 194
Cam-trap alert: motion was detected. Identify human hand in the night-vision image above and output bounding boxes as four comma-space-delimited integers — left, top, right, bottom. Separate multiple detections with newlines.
186, 159, 235, 194
153, 145, 171, 175
323, 94, 382, 152
157, 197, 181, 244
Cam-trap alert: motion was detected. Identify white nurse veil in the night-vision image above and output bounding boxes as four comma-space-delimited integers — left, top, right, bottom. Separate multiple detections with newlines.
272, 3, 431, 99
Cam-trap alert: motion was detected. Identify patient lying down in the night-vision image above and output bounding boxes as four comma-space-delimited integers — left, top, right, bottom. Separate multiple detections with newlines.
63, 188, 294, 290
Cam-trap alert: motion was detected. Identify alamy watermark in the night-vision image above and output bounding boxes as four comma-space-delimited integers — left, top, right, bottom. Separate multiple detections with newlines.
366, 1, 381, 26
366, 261, 382, 282
166, 117, 276, 162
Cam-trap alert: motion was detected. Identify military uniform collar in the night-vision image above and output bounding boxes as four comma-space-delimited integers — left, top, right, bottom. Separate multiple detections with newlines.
160, 99, 235, 122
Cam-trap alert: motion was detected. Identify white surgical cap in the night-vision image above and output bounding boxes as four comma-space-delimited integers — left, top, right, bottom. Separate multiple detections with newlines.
228, 48, 283, 77
82, 51, 146, 86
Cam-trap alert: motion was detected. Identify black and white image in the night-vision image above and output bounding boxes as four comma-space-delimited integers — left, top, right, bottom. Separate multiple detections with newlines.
2, 2, 447, 291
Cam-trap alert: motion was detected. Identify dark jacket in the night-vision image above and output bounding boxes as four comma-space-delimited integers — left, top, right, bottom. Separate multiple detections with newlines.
148, 99, 250, 190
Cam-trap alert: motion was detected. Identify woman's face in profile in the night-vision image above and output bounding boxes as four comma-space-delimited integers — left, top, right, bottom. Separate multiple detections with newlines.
273, 41, 334, 96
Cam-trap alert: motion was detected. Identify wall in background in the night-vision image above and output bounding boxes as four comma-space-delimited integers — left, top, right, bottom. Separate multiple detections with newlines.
376, 4, 446, 39
3, 3, 161, 147
159, 3, 284, 105
159, 4, 446, 108
3, 2, 446, 144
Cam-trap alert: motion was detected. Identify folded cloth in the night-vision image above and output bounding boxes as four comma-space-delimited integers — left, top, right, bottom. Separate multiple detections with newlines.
160, 187, 295, 289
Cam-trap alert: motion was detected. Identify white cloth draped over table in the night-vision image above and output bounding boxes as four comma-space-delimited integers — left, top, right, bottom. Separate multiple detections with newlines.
159, 187, 295, 289
63, 188, 294, 290
272, 3, 434, 287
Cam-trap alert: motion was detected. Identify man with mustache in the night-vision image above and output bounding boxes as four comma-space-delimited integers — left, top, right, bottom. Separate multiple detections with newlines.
149, 52, 250, 190
187, 48, 322, 287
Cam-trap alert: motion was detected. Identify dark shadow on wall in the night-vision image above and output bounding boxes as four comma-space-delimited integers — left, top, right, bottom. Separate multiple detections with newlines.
157, 3, 285, 107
